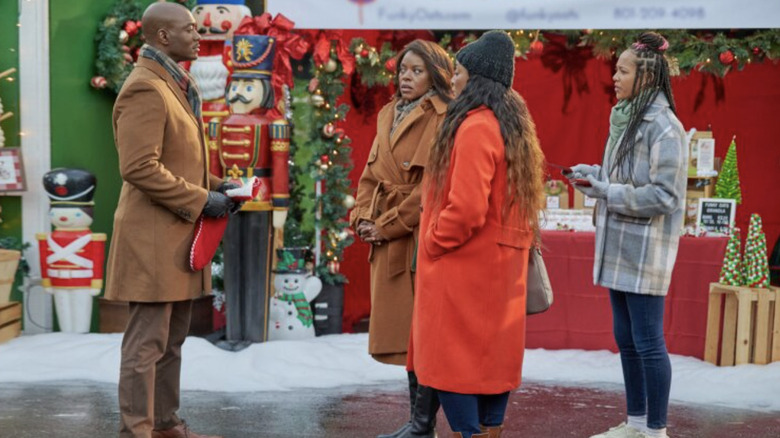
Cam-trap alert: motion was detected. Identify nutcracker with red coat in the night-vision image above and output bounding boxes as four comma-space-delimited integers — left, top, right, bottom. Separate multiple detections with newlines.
36, 169, 106, 333
216, 33, 290, 347
190, 0, 251, 177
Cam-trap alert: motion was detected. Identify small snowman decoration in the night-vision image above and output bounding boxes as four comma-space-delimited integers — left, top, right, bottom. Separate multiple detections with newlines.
268, 248, 322, 341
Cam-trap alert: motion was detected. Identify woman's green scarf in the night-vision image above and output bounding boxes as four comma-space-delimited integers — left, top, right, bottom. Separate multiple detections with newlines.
607, 98, 632, 151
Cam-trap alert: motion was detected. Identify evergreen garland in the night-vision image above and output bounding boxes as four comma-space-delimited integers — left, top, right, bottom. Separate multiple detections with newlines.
350, 38, 396, 87
291, 46, 356, 286
92, 0, 196, 94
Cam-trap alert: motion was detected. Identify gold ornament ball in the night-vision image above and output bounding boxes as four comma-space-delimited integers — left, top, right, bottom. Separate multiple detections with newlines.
343, 194, 356, 209
324, 58, 338, 73
119, 30, 129, 44
320, 163, 330, 171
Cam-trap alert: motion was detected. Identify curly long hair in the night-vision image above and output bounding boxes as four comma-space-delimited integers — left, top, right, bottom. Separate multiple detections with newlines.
393, 40, 454, 103
427, 74, 546, 238
611, 31, 677, 182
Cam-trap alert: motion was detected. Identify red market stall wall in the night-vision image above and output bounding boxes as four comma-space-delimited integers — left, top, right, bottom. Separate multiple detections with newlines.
336, 31, 780, 333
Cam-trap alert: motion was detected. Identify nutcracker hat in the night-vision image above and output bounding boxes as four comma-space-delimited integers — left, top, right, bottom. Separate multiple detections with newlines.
42, 168, 96, 207
273, 247, 310, 274
196, 0, 245, 4
230, 34, 276, 79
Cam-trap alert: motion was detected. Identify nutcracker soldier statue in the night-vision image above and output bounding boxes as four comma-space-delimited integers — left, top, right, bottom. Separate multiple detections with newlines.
36, 169, 106, 333
190, 0, 251, 177
217, 33, 290, 348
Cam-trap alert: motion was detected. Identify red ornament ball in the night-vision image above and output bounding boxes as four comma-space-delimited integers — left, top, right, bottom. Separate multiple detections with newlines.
90, 76, 107, 89
322, 123, 336, 138
752, 47, 762, 56
360, 49, 369, 58
528, 40, 544, 56
320, 154, 330, 164
719, 50, 734, 65
385, 57, 397, 73
124, 20, 139, 37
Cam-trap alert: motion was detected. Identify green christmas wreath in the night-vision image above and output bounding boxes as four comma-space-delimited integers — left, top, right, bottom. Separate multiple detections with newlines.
92, 0, 195, 94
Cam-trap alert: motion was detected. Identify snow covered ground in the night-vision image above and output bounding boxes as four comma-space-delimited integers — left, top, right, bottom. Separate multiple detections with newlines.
1, 332, 778, 413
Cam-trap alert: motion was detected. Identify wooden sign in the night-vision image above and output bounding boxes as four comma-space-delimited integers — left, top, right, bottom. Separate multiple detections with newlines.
696, 198, 736, 235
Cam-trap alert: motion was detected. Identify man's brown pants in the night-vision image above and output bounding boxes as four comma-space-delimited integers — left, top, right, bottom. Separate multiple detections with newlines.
118, 300, 192, 438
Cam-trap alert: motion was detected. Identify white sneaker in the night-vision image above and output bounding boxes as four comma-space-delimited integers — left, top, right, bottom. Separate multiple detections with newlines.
589, 422, 646, 438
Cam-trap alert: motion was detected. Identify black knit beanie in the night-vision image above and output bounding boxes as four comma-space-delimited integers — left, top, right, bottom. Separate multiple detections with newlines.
455, 30, 515, 88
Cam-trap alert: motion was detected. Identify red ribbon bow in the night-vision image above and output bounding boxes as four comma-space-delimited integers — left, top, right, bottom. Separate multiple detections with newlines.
304, 29, 355, 75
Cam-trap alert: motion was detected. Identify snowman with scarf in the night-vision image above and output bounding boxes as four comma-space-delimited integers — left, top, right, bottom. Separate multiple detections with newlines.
268, 248, 322, 341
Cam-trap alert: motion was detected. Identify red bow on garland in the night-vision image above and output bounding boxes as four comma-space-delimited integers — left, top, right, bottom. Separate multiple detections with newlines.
540, 34, 591, 112
303, 29, 355, 75
235, 13, 310, 119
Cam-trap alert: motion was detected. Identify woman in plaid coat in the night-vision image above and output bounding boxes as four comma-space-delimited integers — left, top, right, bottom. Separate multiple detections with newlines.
569, 32, 688, 438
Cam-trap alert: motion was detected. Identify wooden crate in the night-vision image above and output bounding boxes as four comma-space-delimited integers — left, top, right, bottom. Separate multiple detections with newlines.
98, 295, 215, 336
0, 302, 22, 344
0, 249, 21, 305
704, 283, 780, 366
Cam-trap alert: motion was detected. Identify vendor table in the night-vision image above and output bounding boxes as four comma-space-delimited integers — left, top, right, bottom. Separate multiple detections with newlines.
527, 231, 728, 359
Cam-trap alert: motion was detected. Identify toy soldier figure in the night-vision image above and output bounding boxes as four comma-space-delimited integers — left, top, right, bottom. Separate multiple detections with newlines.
190, 0, 251, 177
217, 34, 290, 348
36, 168, 106, 333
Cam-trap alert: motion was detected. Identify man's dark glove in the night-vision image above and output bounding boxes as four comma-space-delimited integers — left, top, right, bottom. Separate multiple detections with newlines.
203, 191, 232, 218
217, 182, 240, 194
228, 200, 244, 215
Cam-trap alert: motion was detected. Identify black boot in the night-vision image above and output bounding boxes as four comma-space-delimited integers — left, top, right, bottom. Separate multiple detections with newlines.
377, 372, 417, 438
403, 381, 439, 438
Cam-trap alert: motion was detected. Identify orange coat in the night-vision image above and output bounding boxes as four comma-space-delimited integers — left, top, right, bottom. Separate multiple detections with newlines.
350, 95, 447, 359
412, 107, 533, 394
105, 58, 223, 303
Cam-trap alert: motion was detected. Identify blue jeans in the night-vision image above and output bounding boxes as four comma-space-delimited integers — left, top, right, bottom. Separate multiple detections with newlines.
609, 289, 671, 430
437, 390, 509, 437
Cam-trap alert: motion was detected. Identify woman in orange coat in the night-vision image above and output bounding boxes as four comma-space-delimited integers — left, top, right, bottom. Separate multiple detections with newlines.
412, 31, 546, 438
350, 39, 453, 438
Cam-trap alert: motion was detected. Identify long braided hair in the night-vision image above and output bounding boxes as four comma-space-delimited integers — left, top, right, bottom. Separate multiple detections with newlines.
427, 74, 546, 237
611, 31, 677, 183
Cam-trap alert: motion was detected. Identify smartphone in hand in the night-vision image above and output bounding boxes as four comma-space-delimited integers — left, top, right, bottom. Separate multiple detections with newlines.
548, 163, 573, 176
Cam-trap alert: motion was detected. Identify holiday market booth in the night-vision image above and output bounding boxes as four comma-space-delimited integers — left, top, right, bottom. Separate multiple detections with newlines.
0, 0, 779, 362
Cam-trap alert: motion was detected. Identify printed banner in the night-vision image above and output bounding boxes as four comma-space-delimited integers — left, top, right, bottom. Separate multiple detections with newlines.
267, 0, 780, 30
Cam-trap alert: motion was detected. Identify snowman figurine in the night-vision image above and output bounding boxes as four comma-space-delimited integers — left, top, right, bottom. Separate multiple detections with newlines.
268, 248, 322, 341
36, 169, 106, 333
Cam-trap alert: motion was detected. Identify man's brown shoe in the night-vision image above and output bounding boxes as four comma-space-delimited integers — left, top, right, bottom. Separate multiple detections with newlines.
151, 423, 223, 438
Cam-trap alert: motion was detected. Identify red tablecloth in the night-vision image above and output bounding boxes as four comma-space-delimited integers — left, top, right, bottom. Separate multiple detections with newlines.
527, 231, 728, 359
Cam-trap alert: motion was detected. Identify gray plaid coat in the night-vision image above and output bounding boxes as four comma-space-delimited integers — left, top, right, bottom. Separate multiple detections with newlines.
592, 94, 688, 296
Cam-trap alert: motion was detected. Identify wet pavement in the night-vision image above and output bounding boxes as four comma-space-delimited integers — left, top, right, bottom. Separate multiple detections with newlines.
0, 380, 778, 438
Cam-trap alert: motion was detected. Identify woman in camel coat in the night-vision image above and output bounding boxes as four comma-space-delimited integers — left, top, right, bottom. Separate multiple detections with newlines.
350, 40, 453, 438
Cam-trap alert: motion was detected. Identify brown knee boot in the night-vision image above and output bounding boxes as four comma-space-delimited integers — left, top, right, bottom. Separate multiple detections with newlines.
451, 433, 488, 438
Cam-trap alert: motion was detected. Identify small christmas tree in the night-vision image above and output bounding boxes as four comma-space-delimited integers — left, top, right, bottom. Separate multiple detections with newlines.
719, 227, 743, 286
715, 136, 742, 204
742, 213, 770, 288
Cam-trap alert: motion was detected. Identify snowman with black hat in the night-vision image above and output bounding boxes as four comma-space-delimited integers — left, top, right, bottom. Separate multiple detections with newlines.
36, 168, 106, 333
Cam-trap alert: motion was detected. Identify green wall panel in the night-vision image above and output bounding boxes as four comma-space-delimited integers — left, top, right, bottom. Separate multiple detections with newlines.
49, 0, 156, 329
0, 0, 24, 302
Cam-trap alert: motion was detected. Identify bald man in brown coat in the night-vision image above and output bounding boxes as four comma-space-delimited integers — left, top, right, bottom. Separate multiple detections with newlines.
106, 3, 235, 437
